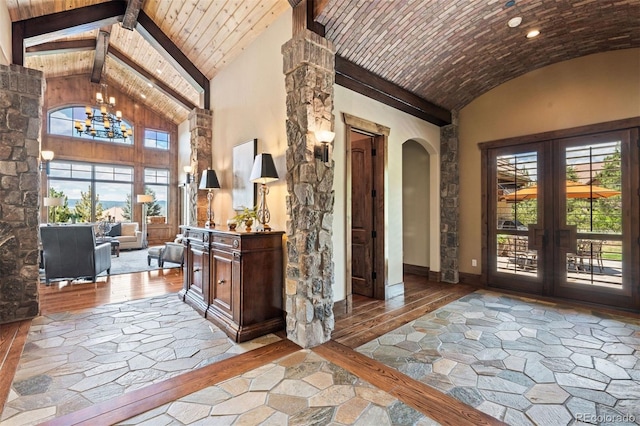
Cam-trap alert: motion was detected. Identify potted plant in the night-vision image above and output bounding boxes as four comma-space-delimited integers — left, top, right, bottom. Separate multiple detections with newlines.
233, 206, 258, 232
69, 213, 79, 224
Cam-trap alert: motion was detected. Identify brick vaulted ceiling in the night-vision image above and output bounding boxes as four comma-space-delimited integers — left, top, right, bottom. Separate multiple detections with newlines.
317, 0, 640, 111
7, 0, 640, 123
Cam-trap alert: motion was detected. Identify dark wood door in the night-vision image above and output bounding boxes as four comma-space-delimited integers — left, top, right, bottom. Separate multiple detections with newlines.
486, 127, 639, 310
351, 135, 375, 297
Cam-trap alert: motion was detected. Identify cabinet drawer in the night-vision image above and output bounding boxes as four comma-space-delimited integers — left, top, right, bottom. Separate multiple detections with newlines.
213, 234, 241, 250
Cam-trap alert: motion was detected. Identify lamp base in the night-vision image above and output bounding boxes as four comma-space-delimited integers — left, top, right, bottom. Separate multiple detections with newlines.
256, 223, 271, 232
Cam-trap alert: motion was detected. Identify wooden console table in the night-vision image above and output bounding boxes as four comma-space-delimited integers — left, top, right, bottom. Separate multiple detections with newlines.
179, 226, 285, 342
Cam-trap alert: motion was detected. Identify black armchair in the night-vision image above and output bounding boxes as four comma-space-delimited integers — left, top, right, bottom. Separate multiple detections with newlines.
40, 225, 111, 285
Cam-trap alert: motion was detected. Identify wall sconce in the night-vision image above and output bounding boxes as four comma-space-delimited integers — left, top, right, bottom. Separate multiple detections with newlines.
199, 169, 221, 228
314, 130, 335, 163
136, 194, 153, 248
41, 150, 55, 175
250, 153, 279, 231
184, 165, 193, 184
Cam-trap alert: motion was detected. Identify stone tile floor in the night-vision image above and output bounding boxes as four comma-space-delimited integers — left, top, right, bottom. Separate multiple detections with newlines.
357, 290, 640, 426
119, 349, 438, 426
1, 294, 280, 426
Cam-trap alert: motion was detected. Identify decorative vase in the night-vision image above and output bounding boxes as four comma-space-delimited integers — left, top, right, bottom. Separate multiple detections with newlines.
244, 218, 253, 232
227, 219, 237, 231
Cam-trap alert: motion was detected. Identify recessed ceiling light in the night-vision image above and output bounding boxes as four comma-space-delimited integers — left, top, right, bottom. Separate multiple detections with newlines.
156, 69, 162, 74
141, 94, 147, 99
508, 17, 522, 28
147, 82, 153, 88
526, 29, 540, 39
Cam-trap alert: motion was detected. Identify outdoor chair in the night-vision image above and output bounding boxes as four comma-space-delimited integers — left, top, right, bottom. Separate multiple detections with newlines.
568, 239, 604, 273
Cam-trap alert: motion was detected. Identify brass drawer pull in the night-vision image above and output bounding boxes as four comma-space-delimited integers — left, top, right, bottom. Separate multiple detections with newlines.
217, 279, 225, 285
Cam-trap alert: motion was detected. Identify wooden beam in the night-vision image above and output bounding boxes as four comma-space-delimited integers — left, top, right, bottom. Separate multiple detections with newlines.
25, 39, 96, 56
11, 0, 126, 65
292, 0, 324, 37
335, 55, 451, 126
122, 0, 144, 30
91, 28, 111, 83
109, 46, 197, 111
136, 10, 209, 109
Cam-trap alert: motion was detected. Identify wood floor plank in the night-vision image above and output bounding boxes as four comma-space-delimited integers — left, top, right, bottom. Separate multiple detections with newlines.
338, 288, 473, 348
0, 320, 31, 415
314, 341, 505, 426
40, 339, 301, 426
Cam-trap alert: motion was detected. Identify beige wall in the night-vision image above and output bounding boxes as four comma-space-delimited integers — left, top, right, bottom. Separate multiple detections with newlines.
0, 1, 11, 65
402, 140, 430, 268
208, 10, 442, 302
209, 12, 290, 231
458, 48, 640, 275
333, 86, 441, 300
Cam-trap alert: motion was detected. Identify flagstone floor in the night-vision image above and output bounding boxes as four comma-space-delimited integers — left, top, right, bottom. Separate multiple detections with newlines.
356, 290, 640, 426
0, 294, 280, 425
119, 349, 436, 426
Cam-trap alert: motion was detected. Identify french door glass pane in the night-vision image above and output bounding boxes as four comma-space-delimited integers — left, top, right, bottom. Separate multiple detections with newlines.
565, 141, 622, 288
495, 152, 538, 275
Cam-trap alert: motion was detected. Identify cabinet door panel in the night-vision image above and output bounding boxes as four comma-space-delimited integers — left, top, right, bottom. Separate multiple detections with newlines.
212, 250, 233, 317
189, 246, 206, 298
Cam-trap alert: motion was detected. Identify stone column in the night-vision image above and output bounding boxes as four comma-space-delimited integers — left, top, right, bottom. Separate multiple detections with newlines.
440, 111, 459, 283
282, 30, 336, 348
0, 64, 44, 324
188, 108, 212, 227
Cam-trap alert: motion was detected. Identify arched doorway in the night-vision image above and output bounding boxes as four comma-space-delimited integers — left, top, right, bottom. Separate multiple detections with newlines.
402, 140, 430, 276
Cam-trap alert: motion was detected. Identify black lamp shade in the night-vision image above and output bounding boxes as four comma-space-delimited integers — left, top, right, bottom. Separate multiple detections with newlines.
199, 169, 220, 189
250, 153, 279, 184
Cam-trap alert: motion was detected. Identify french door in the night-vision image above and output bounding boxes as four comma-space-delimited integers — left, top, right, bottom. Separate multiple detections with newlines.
485, 125, 639, 310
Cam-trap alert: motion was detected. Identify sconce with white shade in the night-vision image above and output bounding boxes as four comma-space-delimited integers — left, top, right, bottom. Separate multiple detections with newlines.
314, 130, 335, 163
136, 193, 153, 248
250, 153, 279, 231
199, 169, 220, 228
41, 150, 55, 175
43, 196, 64, 223
184, 165, 193, 184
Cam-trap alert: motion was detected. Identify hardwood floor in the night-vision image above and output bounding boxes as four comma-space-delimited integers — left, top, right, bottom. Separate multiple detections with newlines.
38, 268, 183, 315
1, 271, 482, 424
333, 276, 475, 348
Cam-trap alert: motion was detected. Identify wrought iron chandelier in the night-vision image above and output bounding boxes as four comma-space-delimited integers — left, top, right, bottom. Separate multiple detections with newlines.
74, 84, 132, 141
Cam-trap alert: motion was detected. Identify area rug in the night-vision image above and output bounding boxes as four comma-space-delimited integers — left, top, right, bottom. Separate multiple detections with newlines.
40, 249, 180, 282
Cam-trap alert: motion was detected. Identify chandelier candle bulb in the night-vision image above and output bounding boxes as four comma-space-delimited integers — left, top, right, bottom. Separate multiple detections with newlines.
116, 111, 122, 119
109, 96, 115, 106
96, 92, 103, 102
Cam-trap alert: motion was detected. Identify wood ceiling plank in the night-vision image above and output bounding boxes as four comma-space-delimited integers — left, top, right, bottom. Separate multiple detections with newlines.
198, 1, 262, 72
109, 46, 198, 111
175, 0, 227, 59
201, 0, 288, 74
180, 0, 242, 61
165, 0, 199, 41
136, 10, 208, 94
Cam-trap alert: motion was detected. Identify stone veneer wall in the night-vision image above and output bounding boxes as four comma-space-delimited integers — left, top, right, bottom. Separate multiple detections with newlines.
0, 64, 44, 323
282, 30, 336, 348
188, 108, 212, 227
440, 112, 459, 283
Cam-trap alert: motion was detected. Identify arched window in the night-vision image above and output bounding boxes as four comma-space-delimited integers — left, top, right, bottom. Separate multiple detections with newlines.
48, 106, 134, 145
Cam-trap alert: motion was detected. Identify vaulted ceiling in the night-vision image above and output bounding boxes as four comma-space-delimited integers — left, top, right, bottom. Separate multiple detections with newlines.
7, 0, 640, 125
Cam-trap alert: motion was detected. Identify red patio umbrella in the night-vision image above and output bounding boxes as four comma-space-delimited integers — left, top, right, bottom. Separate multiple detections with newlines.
502, 181, 621, 202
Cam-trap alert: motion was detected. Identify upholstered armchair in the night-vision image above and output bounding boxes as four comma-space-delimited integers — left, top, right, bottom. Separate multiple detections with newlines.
40, 225, 111, 284
160, 242, 184, 267
112, 222, 144, 250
